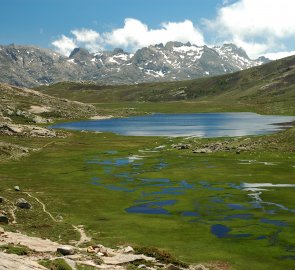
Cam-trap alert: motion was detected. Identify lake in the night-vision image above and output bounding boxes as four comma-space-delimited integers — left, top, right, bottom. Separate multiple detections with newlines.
51, 112, 295, 137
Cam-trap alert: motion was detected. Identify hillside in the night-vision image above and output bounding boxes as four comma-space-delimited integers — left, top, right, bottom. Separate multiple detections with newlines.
0, 83, 99, 160
37, 54, 295, 115
0, 83, 97, 124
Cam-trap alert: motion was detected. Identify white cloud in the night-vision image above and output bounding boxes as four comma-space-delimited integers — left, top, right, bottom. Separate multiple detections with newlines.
52, 35, 77, 56
71, 29, 100, 43
205, 0, 295, 58
104, 18, 205, 51
52, 5, 295, 60
71, 28, 103, 52
52, 19, 205, 56
52, 29, 103, 56
264, 50, 295, 60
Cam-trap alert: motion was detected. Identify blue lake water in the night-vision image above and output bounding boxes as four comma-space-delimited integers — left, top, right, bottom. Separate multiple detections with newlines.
86, 148, 295, 256
51, 112, 295, 137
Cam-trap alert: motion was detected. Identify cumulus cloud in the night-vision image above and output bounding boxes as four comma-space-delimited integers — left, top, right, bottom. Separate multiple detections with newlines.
71, 28, 103, 52
52, 19, 205, 56
204, 0, 295, 58
52, 29, 103, 56
104, 18, 205, 51
52, 35, 77, 56
264, 50, 295, 60
52, 3, 295, 60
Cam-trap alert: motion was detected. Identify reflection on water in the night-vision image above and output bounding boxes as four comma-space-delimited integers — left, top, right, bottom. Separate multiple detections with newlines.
52, 112, 295, 137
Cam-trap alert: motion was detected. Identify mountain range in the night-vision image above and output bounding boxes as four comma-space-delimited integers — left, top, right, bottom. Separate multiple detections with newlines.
0, 42, 269, 87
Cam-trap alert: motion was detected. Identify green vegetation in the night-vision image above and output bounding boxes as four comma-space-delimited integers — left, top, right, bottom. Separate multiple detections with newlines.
76, 264, 98, 270
39, 259, 72, 270
1, 55, 295, 270
134, 247, 188, 267
0, 244, 29, 255
1, 126, 295, 270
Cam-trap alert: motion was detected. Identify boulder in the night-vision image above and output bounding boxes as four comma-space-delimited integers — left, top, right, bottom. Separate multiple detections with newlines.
95, 244, 109, 256
57, 246, 75, 256
173, 144, 191, 150
0, 215, 9, 224
6, 124, 24, 134
29, 127, 56, 137
14, 186, 20, 191
16, 198, 31, 209
0, 197, 4, 203
87, 246, 96, 253
103, 253, 155, 265
122, 246, 135, 254
192, 148, 212, 154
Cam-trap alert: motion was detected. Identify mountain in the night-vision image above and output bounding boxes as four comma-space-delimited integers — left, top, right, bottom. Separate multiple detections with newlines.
0, 42, 269, 87
37, 54, 295, 115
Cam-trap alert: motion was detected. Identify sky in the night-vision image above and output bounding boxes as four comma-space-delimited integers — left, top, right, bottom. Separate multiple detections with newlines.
1, 0, 295, 59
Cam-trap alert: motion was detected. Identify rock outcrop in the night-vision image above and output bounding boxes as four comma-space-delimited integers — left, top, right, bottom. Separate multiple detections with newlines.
0, 252, 47, 270
0, 226, 213, 270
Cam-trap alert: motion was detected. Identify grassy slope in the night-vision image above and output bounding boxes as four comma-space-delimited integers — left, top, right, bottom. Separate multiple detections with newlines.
1, 56, 295, 270
37, 55, 295, 115
1, 129, 295, 270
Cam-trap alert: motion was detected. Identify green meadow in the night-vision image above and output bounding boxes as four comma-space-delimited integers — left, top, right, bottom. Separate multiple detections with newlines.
1, 56, 295, 269
1, 121, 295, 270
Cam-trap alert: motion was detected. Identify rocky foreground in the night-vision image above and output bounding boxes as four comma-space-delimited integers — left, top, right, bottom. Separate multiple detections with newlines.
0, 225, 213, 270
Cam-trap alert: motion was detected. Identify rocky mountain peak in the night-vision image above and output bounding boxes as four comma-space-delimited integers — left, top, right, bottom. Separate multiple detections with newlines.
164, 41, 187, 50
69, 47, 90, 59
0, 42, 270, 87
221, 43, 250, 60
112, 48, 125, 55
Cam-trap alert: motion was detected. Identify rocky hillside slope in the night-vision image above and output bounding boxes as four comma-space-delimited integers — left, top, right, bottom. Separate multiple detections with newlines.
0, 83, 99, 160
0, 42, 269, 87
0, 83, 97, 124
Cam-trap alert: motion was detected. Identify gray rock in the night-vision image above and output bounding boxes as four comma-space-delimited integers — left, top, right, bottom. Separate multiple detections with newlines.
122, 246, 135, 254
1, 124, 23, 134
103, 253, 155, 265
192, 148, 212, 154
94, 244, 109, 256
57, 246, 75, 256
0, 43, 269, 88
190, 265, 209, 270
0, 252, 47, 270
16, 198, 31, 209
173, 144, 191, 150
0, 215, 9, 224
166, 264, 183, 270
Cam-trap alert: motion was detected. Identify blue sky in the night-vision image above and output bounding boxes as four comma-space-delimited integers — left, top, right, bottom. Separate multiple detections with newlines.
1, 0, 295, 59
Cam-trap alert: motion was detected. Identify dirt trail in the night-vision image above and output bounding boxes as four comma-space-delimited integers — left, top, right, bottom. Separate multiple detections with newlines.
24, 192, 58, 222
72, 225, 91, 246
23, 192, 92, 246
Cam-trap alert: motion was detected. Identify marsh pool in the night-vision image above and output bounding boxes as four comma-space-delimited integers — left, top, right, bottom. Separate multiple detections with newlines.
51, 112, 295, 137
